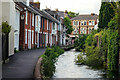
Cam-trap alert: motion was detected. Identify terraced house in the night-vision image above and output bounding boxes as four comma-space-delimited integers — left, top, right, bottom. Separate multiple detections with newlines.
2, 0, 66, 63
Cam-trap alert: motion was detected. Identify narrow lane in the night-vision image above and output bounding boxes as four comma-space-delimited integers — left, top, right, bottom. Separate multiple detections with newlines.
53, 49, 104, 78
2, 48, 46, 78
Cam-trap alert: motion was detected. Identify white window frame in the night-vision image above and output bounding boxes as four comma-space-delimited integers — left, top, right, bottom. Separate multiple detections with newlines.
73, 21, 79, 26
26, 11, 28, 25
25, 29, 27, 44
32, 13, 34, 26
92, 21, 95, 25
32, 30, 34, 44
89, 21, 92, 25
47, 20, 49, 30
84, 21, 87, 25
81, 21, 84, 26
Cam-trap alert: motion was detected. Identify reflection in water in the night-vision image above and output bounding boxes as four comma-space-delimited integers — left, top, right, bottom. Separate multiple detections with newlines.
53, 49, 105, 78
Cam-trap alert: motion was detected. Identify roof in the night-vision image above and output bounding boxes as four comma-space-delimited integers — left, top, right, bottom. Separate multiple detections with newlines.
57, 11, 64, 18
15, 2, 59, 24
42, 10, 60, 24
71, 14, 98, 20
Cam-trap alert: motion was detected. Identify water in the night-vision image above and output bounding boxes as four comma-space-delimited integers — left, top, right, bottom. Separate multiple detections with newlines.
53, 49, 105, 78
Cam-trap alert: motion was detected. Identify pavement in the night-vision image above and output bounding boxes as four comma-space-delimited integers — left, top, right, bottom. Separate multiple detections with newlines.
2, 48, 46, 79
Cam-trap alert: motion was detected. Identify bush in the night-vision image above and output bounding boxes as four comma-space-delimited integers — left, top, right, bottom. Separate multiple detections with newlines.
75, 54, 86, 64
40, 46, 64, 79
52, 46, 64, 55
2, 21, 11, 34
41, 57, 55, 78
74, 34, 88, 52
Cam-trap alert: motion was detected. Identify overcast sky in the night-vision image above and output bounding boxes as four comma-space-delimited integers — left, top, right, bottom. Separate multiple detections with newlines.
36, 0, 102, 15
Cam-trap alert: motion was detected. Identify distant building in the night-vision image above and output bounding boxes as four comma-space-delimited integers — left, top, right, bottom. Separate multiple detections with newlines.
70, 13, 98, 43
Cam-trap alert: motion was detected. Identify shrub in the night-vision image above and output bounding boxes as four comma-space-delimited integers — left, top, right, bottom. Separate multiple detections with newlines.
41, 57, 55, 78
2, 21, 11, 34
40, 46, 64, 79
74, 34, 88, 52
75, 54, 86, 64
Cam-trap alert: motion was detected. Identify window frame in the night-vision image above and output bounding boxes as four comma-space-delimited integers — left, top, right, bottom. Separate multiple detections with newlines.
25, 29, 27, 44
32, 13, 34, 27
73, 21, 79, 26
25, 11, 28, 25
32, 30, 34, 44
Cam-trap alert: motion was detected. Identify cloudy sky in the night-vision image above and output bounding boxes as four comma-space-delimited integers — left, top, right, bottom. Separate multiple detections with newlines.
37, 0, 102, 15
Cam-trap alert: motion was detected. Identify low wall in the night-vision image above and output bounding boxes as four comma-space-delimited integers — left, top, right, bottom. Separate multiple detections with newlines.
34, 57, 42, 80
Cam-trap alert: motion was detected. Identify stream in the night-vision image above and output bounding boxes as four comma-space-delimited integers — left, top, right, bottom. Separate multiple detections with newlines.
53, 49, 105, 78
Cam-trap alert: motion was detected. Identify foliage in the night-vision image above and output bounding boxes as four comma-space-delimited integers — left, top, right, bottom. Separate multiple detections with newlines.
74, 35, 87, 52
108, 15, 118, 30
76, 28, 119, 71
68, 11, 79, 18
64, 16, 73, 34
98, 2, 115, 29
2, 21, 11, 34
75, 54, 86, 64
107, 29, 119, 72
41, 57, 55, 78
40, 46, 64, 79
52, 46, 64, 55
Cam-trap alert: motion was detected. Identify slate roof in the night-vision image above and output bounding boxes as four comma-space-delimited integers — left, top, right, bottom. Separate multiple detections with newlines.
71, 14, 98, 20
15, 2, 59, 24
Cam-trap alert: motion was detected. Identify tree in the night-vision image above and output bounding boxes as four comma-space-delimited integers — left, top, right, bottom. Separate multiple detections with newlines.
68, 11, 79, 18
98, 2, 115, 29
64, 16, 73, 34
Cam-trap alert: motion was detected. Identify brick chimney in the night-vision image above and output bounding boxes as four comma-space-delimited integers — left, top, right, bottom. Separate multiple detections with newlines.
91, 13, 95, 16
33, 2, 40, 9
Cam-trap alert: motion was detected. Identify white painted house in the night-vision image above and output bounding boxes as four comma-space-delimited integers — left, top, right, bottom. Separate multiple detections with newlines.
2, 0, 16, 56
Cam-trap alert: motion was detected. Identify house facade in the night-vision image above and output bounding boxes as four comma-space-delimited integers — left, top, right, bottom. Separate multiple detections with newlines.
15, 2, 37, 50
70, 13, 98, 44
71, 13, 98, 35
44, 9, 67, 46
1, 0, 65, 63
2, 1, 16, 56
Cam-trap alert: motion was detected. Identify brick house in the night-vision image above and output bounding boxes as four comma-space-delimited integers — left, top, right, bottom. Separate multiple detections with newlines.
15, 2, 39, 50
70, 13, 98, 43
43, 9, 67, 46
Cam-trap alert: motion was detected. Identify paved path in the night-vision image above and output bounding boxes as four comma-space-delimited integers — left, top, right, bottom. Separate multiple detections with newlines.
2, 48, 46, 79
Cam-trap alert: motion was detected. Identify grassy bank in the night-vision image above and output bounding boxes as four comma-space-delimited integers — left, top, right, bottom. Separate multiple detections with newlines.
39, 46, 64, 79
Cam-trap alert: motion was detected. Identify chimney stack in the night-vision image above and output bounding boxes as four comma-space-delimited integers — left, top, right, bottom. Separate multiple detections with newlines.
26, 0, 29, 6
91, 13, 95, 16
33, 1, 40, 9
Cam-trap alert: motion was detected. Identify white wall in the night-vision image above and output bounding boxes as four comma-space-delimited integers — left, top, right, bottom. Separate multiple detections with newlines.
14, 9, 20, 50
0, 0, 2, 62
0, 1, 2, 79
2, 1, 16, 56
